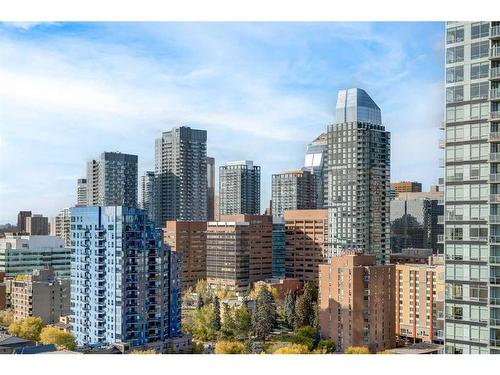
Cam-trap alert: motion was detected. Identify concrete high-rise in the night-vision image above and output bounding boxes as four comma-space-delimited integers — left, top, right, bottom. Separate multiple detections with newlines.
70, 206, 181, 350
139, 171, 156, 221
52, 208, 71, 248
207, 157, 215, 221
443, 21, 500, 354
318, 252, 396, 353
16, 211, 31, 234
390, 181, 423, 198
25, 214, 49, 235
271, 170, 316, 217
303, 133, 328, 208
86, 152, 138, 208
272, 216, 286, 278
219, 160, 261, 216
76, 178, 88, 207
155, 126, 207, 226
327, 88, 391, 263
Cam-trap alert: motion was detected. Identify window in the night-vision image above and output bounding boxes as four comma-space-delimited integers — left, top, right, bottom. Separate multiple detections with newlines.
447, 86, 464, 103
470, 62, 489, 80
447, 66, 464, 83
447, 26, 465, 44
471, 22, 489, 39
471, 41, 489, 60
470, 82, 489, 100
446, 46, 464, 64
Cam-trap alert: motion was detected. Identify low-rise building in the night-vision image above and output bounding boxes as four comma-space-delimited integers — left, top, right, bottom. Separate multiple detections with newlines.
253, 278, 303, 300
390, 248, 434, 265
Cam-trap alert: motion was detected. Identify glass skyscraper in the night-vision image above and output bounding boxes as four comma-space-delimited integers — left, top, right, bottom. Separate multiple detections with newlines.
444, 21, 500, 354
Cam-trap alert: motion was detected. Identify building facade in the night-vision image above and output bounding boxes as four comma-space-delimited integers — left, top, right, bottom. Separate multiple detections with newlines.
318, 252, 396, 353
206, 215, 273, 291
154, 126, 207, 226
284, 209, 328, 284
0, 235, 70, 277
52, 208, 71, 248
207, 156, 215, 221
26, 215, 49, 236
76, 178, 88, 207
271, 170, 316, 217
327, 88, 391, 263
219, 160, 261, 216
303, 133, 328, 208
395, 256, 445, 344
272, 216, 286, 278
390, 181, 423, 198
5, 266, 70, 324
444, 21, 500, 354
70, 206, 181, 349
16, 211, 31, 234
86, 152, 138, 208
139, 171, 156, 221
164, 221, 207, 289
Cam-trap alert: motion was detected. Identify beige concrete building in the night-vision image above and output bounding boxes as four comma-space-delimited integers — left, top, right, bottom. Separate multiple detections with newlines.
206, 215, 273, 291
395, 255, 445, 344
284, 209, 328, 284
319, 252, 396, 353
164, 221, 207, 289
5, 267, 70, 324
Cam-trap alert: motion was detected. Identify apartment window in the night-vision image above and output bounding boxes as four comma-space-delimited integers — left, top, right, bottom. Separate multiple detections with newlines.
471, 22, 489, 39
470, 82, 489, 100
446, 46, 464, 64
470, 62, 489, 80
471, 41, 490, 60
446, 86, 464, 103
447, 66, 464, 83
447, 26, 464, 44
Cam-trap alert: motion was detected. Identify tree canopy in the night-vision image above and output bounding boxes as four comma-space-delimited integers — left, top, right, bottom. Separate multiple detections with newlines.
8, 316, 44, 341
214, 340, 245, 354
40, 326, 76, 350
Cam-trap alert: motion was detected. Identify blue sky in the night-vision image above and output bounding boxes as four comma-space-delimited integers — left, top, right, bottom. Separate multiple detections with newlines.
0, 22, 445, 224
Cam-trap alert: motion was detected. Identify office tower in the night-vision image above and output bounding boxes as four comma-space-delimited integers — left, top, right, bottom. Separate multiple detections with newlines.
5, 266, 70, 324
51, 208, 71, 248
155, 126, 207, 226
76, 178, 88, 206
25, 214, 49, 235
139, 171, 156, 221
395, 255, 445, 344
272, 216, 286, 278
207, 157, 215, 221
303, 133, 328, 208
70, 206, 181, 350
271, 170, 316, 217
219, 160, 261, 215
164, 221, 207, 289
390, 181, 423, 198
206, 215, 273, 291
284, 209, 328, 284
0, 234, 70, 277
16, 211, 31, 234
327, 88, 391, 263
443, 21, 500, 354
390, 198, 444, 254
86, 152, 138, 208
214, 192, 220, 221
318, 252, 396, 353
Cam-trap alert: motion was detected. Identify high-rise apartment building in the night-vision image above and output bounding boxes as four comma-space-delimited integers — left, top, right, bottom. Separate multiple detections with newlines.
284, 209, 328, 284
0, 272, 6, 310
390, 181, 423, 198
219, 160, 261, 216
327, 88, 391, 263
155, 126, 207, 226
51, 208, 71, 248
395, 256, 445, 344
139, 171, 156, 221
444, 21, 500, 354
206, 215, 273, 291
207, 157, 215, 221
303, 133, 328, 208
272, 216, 286, 278
76, 178, 88, 207
318, 252, 396, 353
0, 234, 70, 277
164, 221, 207, 289
25, 214, 49, 235
70, 206, 181, 350
5, 266, 70, 324
86, 152, 138, 208
16, 211, 31, 234
271, 170, 316, 217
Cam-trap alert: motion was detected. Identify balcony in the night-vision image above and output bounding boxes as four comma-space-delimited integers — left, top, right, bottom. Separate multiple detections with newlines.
491, 47, 500, 60
438, 215, 444, 224
439, 139, 445, 149
439, 158, 445, 168
490, 174, 500, 182
491, 89, 500, 101
490, 276, 500, 284
491, 111, 500, 121
491, 215, 500, 223
491, 153, 500, 162
490, 236, 500, 244
491, 194, 500, 203
491, 339, 500, 348
492, 68, 500, 81
492, 25, 500, 39
437, 234, 444, 243
491, 256, 500, 264
490, 132, 500, 141
491, 297, 500, 306
491, 318, 500, 327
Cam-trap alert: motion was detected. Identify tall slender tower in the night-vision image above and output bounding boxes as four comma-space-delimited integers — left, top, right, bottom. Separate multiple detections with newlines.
76, 178, 88, 207
303, 133, 328, 208
154, 126, 208, 226
327, 88, 390, 263
443, 21, 500, 354
207, 157, 215, 221
219, 160, 261, 216
139, 171, 156, 221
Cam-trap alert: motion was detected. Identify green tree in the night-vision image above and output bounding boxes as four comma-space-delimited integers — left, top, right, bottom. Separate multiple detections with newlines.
303, 282, 318, 303
195, 279, 208, 298
220, 303, 236, 339
291, 326, 318, 350
234, 304, 251, 337
0, 309, 14, 327
39, 326, 76, 350
252, 285, 276, 342
294, 294, 313, 328
214, 340, 245, 354
345, 346, 370, 354
191, 341, 204, 354
196, 293, 204, 310
284, 292, 296, 328
191, 305, 217, 341
317, 340, 336, 353
8, 316, 44, 341
212, 296, 221, 331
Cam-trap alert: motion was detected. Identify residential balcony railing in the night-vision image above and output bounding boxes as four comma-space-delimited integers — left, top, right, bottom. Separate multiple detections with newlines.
491, 318, 500, 327
491, 276, 500, 284
492, 25, 500, 38
491, 194, 500, 203
491, 89, 500, 101
491, 47, 500, 59
438, 234, 444, 243
490, 236, 500, 244
490, 174, 500, 182
491, 297, 500, 306
439, 158, 445, 167
490, 132, 500, 141
491, 153, 500, 162
439, 138, 445, 148
491, 256, 500, 264
490, 215, 500, 223
491, 111, 500, 120
438, 215, 444, 224
492, 68, 500, 80
491, 339, 500, 348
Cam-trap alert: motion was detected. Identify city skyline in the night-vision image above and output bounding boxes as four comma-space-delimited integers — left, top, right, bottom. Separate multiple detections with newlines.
0, 22, 445, 224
